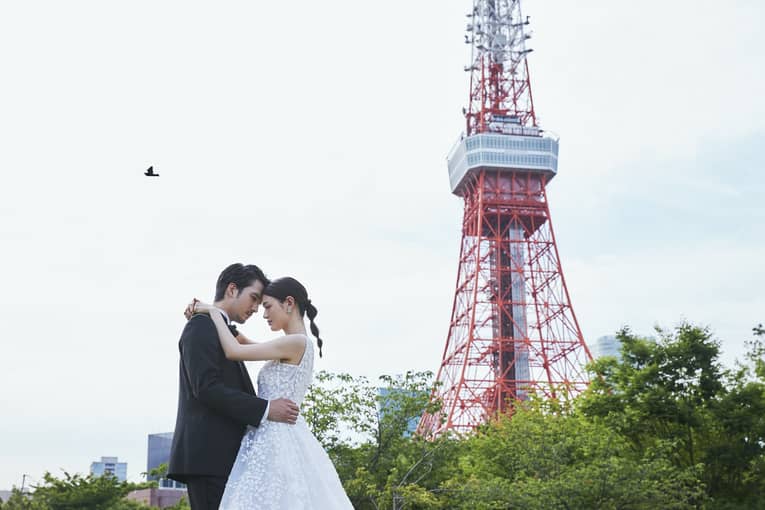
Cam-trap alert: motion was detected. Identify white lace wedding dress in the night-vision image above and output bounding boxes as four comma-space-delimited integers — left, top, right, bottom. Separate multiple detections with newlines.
220, 336, 354, 509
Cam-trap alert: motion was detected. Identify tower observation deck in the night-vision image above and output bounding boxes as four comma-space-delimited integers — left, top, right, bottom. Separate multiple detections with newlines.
418, 0, 592, 437
448, 126, 559, 194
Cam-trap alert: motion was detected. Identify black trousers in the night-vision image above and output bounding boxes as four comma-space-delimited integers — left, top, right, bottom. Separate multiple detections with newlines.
185, 475, 227, 510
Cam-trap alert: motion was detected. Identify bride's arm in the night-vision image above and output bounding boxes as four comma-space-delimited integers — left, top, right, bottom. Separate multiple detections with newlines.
235, 330, 259, 345
207, 309, 305, 362
184, 300, 256, 345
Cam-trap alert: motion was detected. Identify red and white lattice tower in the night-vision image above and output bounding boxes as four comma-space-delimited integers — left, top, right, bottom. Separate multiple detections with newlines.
418, 0, 593, 437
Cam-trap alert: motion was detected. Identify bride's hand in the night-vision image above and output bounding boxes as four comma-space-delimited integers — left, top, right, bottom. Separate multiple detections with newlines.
183, 298, 214, 320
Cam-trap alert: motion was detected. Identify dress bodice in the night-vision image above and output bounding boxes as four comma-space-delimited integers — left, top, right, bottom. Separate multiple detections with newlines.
220, 334, 353, 509
256, 335, 314, 405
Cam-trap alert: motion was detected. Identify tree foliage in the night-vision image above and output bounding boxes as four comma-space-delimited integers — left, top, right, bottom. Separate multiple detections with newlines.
5, 321, 763, 509
0, 472, 151, 510
445, 401, 705, 509
580, 323, 765, 507
302, 322, 765, 509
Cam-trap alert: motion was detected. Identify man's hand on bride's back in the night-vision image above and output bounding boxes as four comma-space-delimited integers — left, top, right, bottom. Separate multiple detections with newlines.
268, 398, 299, 425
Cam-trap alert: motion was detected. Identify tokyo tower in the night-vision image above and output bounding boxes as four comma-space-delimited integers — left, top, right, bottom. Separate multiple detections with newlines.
418, 0, 593, 437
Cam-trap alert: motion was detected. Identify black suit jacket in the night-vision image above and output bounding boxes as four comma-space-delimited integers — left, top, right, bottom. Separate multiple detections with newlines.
167, 314, 268, 482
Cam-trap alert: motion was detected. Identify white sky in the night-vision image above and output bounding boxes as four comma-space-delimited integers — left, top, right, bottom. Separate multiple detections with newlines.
1, 0, 763, 489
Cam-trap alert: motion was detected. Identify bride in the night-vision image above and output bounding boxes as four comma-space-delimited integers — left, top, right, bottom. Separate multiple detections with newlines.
187, 277, 353, 509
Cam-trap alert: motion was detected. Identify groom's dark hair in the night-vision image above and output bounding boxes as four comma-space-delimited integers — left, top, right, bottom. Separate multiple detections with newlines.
215, 263, 270, 301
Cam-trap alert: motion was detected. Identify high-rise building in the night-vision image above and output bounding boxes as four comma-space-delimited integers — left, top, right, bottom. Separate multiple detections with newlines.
147, 432, 185, 489
592, 335, 622, 360
90, 457, 127, 482
378, 388, 426, 437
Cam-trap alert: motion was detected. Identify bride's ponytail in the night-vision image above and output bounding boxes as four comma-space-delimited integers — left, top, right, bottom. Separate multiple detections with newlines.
304, 300, 323, 358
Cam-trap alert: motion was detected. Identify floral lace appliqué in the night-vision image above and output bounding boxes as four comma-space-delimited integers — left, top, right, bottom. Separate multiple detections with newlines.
220, 337, 352, 510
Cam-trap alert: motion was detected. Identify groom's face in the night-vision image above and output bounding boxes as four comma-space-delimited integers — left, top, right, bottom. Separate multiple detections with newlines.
229, 279, 265, 324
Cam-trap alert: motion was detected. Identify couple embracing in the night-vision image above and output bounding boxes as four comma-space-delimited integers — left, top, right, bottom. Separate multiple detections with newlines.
167, 263, 353, 509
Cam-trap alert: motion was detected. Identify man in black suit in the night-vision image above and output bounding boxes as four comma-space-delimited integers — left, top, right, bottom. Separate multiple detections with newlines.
167, 263, 299, 509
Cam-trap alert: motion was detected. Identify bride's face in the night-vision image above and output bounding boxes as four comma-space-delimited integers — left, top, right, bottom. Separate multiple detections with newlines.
262, 295, 289, 331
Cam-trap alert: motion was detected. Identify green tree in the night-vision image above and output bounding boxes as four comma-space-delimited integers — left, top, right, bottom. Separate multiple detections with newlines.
0, 487, 48, 510
143, 462, 167, 481
304, 370, 459, 509
581, 324, 724, 466
302, 370, 377, 450
139, 462, 190, 509
748, 324, 765, 380
38, 471, 147, 510
703, 325, 765, 508
9, 471, 152, 510
443, 400, 704, 509
581, 322, 765, 508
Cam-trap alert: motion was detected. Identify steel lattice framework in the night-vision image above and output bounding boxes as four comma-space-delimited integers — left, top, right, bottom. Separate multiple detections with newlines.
465, 0, 536, 135
418, 0, 592, 437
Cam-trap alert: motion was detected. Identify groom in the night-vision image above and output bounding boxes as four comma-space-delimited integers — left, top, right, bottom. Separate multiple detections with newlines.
167, 263, 300, 509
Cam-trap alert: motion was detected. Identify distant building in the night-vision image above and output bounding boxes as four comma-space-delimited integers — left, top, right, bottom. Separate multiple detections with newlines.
0, 490, 12, 503
377, 387, 426, 437
90, 457, 127, 482
591, 335, 621, 360
148, 432, 185, 489
127, 487, 186, 509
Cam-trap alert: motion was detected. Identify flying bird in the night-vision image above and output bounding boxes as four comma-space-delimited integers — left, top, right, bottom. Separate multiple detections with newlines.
144, 166, 159, 177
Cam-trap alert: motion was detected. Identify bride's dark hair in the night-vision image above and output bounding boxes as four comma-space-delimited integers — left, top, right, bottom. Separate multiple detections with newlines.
264, 277, 323, 357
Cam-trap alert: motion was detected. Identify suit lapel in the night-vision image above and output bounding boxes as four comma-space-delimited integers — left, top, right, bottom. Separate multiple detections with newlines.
238, 361, 256, 395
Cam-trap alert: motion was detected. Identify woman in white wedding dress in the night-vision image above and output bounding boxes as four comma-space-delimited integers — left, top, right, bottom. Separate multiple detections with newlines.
189, 277, 354, 510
